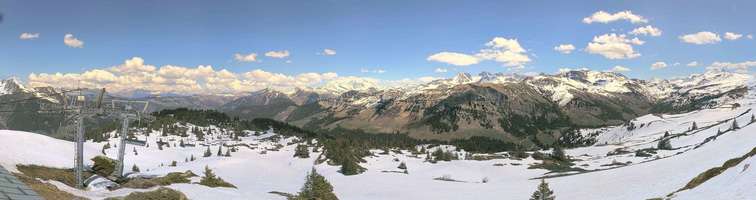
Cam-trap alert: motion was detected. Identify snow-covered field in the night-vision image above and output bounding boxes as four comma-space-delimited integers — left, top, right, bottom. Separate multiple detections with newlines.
2, 100, 755, 199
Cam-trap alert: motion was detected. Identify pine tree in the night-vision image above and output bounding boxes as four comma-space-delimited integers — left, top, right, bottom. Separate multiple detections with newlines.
224, 148, 231, 157
529, 179, 555, 200
294, 168, 339, 200
751, 114, 755, 124
158, 139, 164, 150
551, 146, 567, 161
204, 146, 212, 157
217, 145, 223, 156
179, 140, 185, 147
691, 121, 698, 130
657, 137, 672, 150
170, 160, 177, 167
340, 159, 363, 175
397, 162, 407, 170
199, 165, 236, 188
132, 164, 140, 173
294, 144, 310, 158
101, 143, 109, 155
190, 154, 196, 161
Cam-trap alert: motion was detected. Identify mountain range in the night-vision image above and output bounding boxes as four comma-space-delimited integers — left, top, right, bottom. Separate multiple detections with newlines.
1, 69, 750, 147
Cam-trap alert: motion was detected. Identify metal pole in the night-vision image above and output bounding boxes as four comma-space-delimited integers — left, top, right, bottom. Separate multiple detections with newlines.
115, 114, 129, 177
75, 111, 84, 188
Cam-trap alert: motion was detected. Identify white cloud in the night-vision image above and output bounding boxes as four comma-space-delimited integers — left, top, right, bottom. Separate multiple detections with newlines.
554, 44, 576, 54
629, 25, 662, 36
558, 67, 589, 73
19, 33, 39, 40
427, 52, 480, 66
748, 34, 753, 39
360, 68, 386, 74
322, 49, 336, 56
707, 61, 756, 73
724, 32, 743, 40
475, 37, 531, 67
582, 10, 648, 24
428, 37, 531, 68
234, 52, 258, 62
651, 61, 668, 70
265, 50, 290, 58
608, 65, 631, 72
687, 61, 699, 67
679, 32, 721, 45
586, 33, 644, 59
63, 34, 84, 48
434, 68, 448, 73
27, 57, 341, 95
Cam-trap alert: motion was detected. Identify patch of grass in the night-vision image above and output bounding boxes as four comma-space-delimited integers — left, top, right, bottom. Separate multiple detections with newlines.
528, 159, 585, 173
16, 164, 93, 188
120, 171, 196, 189
12, 172, 87, 200
676, 147, 756, 192
433, 175, 466, 182
105, 187, 188, 200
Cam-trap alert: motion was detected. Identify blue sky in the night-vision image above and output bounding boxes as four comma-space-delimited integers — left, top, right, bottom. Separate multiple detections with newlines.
1, 0, 755, 94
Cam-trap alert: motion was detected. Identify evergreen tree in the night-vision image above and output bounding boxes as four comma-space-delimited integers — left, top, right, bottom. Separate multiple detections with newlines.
101, 143, 109, 155
204, 146, 212, 157
529, 179, 555, 200
294, 168, 339, 200
751, 114, 755, 124
657, 137, 672, 150
190, 154, 196, 161
397, 162, 407, 170
170, 160, 177, 167
551, 146, 567, 161
339, 159, 363, 175
225, 148, 231, 157
294, 144, 310, 158
691, 121, 698, 130
132, 164, 140, 173
217, 145, 223, 156
179, 140, 185, 147
199, 166, 236, 188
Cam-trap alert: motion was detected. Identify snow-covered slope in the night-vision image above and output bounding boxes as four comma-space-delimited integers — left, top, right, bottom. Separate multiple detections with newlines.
674, 154, 755, 199
2, 96, 755, 200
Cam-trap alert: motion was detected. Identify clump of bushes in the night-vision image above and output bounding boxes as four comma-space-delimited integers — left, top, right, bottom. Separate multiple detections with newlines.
91, 155, 117, 177
121, 171, 196, 189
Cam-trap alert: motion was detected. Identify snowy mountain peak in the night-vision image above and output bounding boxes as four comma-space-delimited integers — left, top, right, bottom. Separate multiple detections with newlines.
0, 78, 30, 95
316, 76, 382, 95
451, 72, 474, 84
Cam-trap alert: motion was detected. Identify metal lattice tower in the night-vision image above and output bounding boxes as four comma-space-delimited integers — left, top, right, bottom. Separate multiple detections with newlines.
110, 100, 149, 178
59, 88, 107, 189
